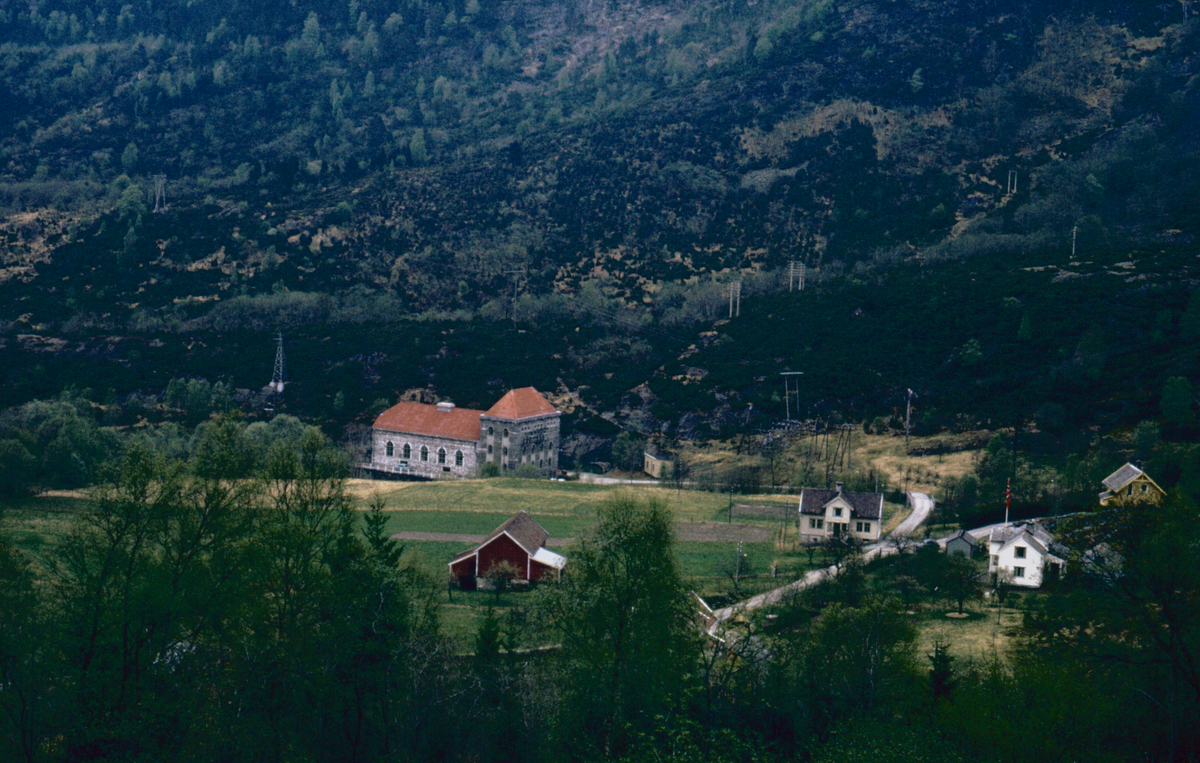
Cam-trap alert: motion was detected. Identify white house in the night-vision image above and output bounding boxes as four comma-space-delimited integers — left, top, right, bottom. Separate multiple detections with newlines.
987, 522, 1065, 588
798, 482, 883, 543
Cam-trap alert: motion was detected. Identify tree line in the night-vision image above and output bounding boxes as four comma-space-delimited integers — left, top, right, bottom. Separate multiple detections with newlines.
2, 416, 1197, 760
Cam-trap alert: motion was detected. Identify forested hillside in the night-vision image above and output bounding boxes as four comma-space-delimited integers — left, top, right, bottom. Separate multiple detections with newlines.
3, 3, 1200, 759
0, 0, 1198, 467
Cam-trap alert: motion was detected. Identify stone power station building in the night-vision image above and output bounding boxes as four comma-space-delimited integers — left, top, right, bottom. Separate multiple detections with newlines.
366, 387, 561, 479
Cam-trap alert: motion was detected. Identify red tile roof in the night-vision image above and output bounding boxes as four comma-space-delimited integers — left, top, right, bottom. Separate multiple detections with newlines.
485, 387, 558, 420
372, 402, 484, 441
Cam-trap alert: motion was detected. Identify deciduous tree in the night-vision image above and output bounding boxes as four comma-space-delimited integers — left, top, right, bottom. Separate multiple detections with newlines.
544, 492, 699, 757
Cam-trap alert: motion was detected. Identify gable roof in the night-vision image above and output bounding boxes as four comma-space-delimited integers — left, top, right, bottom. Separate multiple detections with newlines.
988, 522, 1065, 560
798, 487, 884, 520
1099, 463, 1165, 505
946, 529, 977, 547
448, 510, 551, 565
373, 401, 484, 442
1102, 462, 1147, 492
485, 387, 558, 420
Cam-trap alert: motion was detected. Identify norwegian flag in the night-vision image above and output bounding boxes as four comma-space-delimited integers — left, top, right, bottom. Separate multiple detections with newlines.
1005, 478, 1011, 523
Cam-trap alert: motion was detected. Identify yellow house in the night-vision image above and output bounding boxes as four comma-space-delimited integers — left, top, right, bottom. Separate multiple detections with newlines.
1099, 463, 1166, 507
798, 482, 884, 543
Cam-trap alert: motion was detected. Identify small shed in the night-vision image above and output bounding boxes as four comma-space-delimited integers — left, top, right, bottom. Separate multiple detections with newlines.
643, 448, 674, 479
945, 529, 977, 558
448, 511, 566, 589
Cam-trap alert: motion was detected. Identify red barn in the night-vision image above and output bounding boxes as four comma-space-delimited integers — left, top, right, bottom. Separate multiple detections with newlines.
449, 511, 566, 589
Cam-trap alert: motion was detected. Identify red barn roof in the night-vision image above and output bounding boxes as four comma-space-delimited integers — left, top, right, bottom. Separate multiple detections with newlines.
372, 401, 484, 441
485, 387, 557, 420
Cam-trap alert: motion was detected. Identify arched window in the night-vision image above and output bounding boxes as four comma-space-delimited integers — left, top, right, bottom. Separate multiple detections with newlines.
437, 448, 446, 464
503, 446, 508, 456
455, 450, 464, 466
403, 443, 411, 459
503, 428, 509, 438
385, 441, 394, 457
420, 445, 428, 462
488, 426, 493, 436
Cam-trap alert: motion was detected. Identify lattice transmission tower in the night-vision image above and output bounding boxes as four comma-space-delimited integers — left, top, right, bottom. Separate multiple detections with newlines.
270, 333, 286, 393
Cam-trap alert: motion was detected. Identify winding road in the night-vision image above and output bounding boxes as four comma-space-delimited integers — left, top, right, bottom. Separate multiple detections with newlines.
709, 491, 935, 623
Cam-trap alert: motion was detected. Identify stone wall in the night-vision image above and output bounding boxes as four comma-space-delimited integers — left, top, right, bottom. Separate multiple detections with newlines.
479, 412, 560, 476
372, 429, 478, 479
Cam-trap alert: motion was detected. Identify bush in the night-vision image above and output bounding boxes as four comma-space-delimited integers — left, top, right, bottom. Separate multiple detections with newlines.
512, 463, 542, 479
479, 461, 500, 478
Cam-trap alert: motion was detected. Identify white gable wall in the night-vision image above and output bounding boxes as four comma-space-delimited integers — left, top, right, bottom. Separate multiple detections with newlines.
989, 538, 1052, 588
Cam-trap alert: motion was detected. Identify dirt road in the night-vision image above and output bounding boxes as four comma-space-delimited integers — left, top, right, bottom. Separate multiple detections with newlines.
710, 491, 935, 624
391, 521, 773, 547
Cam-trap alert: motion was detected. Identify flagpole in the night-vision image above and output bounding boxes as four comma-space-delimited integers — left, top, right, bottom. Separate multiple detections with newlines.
1005, 478, 1011, 525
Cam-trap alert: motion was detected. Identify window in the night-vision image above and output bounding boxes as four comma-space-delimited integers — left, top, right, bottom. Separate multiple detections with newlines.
503, 447, 508, 456
809, 518, 824, 530
437, 448, 446, 464
834, 507, 843, 518
487, 444, 492, 453
455, 450, 463, 466
488, 426, 493, 436
420, 445, 428, 462
991, 555, 999, 566
1013, 566, 1026, 578
1014, 546, 1026, 559
386, 441, 394, 457
856, 521, 870, 533
403, 443, 411, 459
503, 428, 509, 438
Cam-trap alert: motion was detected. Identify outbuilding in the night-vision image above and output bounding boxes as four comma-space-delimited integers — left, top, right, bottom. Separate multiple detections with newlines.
448, 511, 566, 589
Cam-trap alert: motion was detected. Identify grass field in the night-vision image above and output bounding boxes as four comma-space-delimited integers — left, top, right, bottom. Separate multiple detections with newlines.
347, 477, 814, 525
3, 474, 1012, 657
912, 605, 1024, 664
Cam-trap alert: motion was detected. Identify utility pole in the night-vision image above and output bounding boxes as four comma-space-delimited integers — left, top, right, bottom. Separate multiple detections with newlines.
904, 388, 917, 448
781, 371, 803, 421
1007, 170, 1017, 194
734, 540, 744, 587
503, 270, 521, 328
728, 281, 741, 318
1072, 225, 1077, 258
799, 262, 806, 291
151, 174, 166, 212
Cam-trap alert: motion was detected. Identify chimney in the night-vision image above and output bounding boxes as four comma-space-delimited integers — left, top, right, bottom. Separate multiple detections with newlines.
835, 481, 843, 492
436, 402, 455, 412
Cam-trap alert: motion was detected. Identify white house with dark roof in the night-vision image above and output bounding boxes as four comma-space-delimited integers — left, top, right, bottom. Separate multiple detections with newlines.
987, 522, 1065, 588
798, 482, 883, 543
366, 387, 560, 479
1099, 463, 1166, 507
